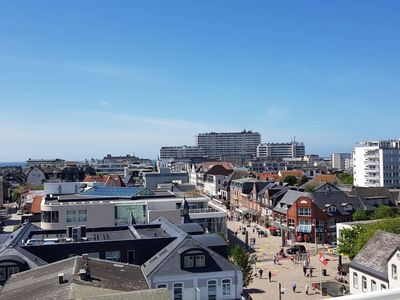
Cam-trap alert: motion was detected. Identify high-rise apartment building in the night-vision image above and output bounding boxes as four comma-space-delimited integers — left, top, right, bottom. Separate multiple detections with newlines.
159, 146, 205, 159
256, 142, 305, 159
331, 153, 352, 170
353, 140, 400, 188
196, 130, 261, 164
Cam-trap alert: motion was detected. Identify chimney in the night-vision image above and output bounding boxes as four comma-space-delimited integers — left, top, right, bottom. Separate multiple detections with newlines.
58, 273, 65, 284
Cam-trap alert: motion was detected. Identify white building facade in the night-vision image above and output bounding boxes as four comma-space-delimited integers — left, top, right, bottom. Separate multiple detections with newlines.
196, 131, 261, 164
257, 142, 305, 159
353, 140, 400, 188
159, 146, 205, 159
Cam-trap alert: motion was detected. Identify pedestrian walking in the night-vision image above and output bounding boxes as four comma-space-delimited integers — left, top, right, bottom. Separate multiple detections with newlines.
310, 268, 313, 277
268, 270, 272, 282
259, 268, 263, 279
276, 256, 280, 265
305, 283, 309, 295
292, 281, 297, 293
303, 266, 307, 276
273, 255, 276, 264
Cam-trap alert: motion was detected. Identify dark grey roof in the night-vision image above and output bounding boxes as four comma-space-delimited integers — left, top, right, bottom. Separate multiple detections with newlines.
0, 256, 149, 300
0, 222, 46, 268
142, 235, 239, 278
176, 223, 204, 235
350, 230, 400, 281
192, 234, 227, 247
273, 190, 363, 216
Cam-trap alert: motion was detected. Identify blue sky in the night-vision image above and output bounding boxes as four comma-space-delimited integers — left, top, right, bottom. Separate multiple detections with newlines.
1, 1, 400, 161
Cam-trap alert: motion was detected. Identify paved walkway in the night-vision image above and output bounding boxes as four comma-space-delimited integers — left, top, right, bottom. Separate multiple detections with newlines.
228, 220, 349, 300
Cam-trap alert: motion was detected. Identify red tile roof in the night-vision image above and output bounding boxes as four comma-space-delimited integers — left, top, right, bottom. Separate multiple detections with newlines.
31, 196, 43, 214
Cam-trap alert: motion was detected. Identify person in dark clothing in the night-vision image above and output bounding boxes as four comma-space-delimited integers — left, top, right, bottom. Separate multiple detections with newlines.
259, 268, 263, 278
268, 270, 272, 282
303, 266, 307, 276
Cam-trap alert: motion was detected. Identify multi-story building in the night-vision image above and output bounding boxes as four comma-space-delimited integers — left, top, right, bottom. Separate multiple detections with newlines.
353, 140, 400, 188
256, 142, 305, 159
331, 153, 352, 170
196, 130, 261, 165
40, 186, 227, 237
26, 158, 65, 169
88, 154, 153, 175
159, 146, 205, 159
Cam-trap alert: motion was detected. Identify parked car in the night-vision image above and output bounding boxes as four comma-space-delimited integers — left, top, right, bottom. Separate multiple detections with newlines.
286, 245, 307, 254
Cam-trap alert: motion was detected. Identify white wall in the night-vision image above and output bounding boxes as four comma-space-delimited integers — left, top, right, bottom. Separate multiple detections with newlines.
151, 271, 243, 300
44, 182, 82, 195
41, 201, 115, 229
349, 268, 388, 295
26, 167, 46, 186
388, 250, 400, 288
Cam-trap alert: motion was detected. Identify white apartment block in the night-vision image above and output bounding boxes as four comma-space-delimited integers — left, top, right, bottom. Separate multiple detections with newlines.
256, 142, 305, 159
196, 131, 261, 163
331, 153, 352, 170
159, 146, 205, 159
353, 140, 400, 188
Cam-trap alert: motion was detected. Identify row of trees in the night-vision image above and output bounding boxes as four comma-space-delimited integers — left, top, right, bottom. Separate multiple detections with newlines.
352, 204, 397, 221
338, 218, 400, 259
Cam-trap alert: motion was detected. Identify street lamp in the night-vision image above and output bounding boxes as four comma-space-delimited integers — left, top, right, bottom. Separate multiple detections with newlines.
312, 218, 318, 255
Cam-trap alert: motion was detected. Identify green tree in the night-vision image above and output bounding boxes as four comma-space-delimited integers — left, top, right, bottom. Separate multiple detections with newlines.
229, 245, 254, 287
337, 173, 354, 185
11, 189, 21, 208
352, 209, 368, 221
338, 218, 400, 258
297, 176, 309, 187
372, 205, 394, 220
283, 175, 298, 186
337, 226, 364, 259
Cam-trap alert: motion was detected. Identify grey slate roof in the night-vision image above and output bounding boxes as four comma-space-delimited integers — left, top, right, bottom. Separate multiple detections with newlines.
0, 256, 150, 300
142, 234, 240, 278
350, 230, 400, 282
273, 190, 363, 216
0, 222, 46, 268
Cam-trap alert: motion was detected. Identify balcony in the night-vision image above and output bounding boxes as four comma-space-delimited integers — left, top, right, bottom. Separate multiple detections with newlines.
189, 206, 227, 219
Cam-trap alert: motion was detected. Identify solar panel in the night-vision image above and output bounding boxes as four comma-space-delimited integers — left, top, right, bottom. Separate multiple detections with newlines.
80, 186, 150, 198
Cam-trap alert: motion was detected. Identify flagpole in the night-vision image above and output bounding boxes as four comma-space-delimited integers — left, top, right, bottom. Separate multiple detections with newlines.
320, 259, 323, 299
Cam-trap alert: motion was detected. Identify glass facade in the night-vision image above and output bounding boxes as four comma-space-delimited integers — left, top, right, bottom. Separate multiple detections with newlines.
115, 204, 147, 225
190, 216, 227, 237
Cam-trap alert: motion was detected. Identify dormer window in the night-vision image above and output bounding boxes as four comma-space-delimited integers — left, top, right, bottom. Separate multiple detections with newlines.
183, 255, 194, 268
327, 205, 337, 213
180, 248, 207, 269
195, 254, 206, 267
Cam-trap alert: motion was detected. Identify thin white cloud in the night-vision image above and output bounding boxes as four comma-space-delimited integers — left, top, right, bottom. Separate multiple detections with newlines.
99, 101, 111, 108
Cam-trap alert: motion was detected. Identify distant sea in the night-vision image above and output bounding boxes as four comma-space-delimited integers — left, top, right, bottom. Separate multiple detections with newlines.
0, 162, 26, 168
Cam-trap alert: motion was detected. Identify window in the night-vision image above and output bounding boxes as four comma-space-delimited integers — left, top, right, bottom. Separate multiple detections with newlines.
327, 205, 337, 212
184, 255, 194, 268
288, 219, 295, 227
157, 283, 167, 288
371, 280, 377, 291
362, 276, 367, 292
222, 279, 231, 295
195, 254, 206, 267
8, 266, 19, 278
78, 210, 87, 222
0, 268, 5, 281
392, 264, 398, 279
381, 284, 386, 290
66, 210, 76, 222
297, 207, 311, 216
105, 251, 120, 262
88, 252, 100, 258
353, 272, 359, 289
173, 283, 183, 300
51, 211, 59, 223
208, 280, 217, 300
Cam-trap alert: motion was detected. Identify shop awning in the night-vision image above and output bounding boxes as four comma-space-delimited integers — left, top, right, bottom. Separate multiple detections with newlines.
297, 224, 312, 233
